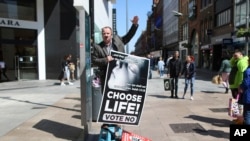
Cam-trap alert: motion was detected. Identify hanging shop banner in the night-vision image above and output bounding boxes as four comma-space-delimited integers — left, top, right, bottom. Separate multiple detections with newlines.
97, 50, 149, 125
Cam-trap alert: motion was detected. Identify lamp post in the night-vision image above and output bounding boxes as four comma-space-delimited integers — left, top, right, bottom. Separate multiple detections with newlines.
245, 0, 249, 56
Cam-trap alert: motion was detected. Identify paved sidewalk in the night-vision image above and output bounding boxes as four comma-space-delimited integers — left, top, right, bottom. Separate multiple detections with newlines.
87, 69, 231, 141
0, 80, 84, 141
0, 69, 232, 141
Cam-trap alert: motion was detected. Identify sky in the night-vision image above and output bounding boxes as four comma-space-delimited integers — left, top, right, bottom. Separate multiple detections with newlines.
113, 0, 152, 54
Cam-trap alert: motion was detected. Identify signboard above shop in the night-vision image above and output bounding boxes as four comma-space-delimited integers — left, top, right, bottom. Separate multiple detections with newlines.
223, 38, 233, 45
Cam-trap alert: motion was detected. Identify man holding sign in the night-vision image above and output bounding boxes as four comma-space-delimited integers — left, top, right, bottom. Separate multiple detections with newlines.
92, 16, 139, 92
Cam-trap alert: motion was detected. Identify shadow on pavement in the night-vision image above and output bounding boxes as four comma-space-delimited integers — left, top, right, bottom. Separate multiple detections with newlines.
185, 115, 230, 139
72, 115, 81, 120
201, 90, 224, 94
148, 94, 169, 99
64, 97, 81, 101
0, 84, 55, 91
193, 129, 229, 139
33, 119, 83, 141
0, 96, 80, 112
185, 115, 232, 128
86, 134, 99, 141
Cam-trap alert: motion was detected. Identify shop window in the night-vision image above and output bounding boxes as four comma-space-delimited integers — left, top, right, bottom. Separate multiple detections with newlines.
0, 0, 36, 21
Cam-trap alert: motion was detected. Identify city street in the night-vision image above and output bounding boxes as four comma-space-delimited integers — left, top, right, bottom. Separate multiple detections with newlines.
0, 69, 233, 141
88, 69, 232, 141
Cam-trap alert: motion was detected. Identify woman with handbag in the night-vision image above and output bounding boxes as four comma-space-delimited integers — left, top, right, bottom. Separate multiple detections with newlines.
218, 53, 231, 93
59, 55, 73, 86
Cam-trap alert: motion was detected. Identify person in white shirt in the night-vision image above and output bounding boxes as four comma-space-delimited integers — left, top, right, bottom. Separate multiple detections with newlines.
158, 57, 165, 78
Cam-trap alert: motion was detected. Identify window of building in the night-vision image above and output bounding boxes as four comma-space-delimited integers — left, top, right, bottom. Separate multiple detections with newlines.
215, 9, 231, 27
235, 1, 248, 27
189, 0, 196, 19
235, 0, 245, 4
0, 0, 36, 21
182, 23, 188, 41
201, 0, 212, 9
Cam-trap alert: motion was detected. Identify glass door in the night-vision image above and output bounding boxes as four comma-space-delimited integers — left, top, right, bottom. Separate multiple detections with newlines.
0, 27, 37, 80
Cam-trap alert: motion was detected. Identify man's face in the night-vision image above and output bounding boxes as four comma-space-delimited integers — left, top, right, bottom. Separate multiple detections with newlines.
174, 51, 179, 58
233, 52, 242, 59
102, 27, 112, 45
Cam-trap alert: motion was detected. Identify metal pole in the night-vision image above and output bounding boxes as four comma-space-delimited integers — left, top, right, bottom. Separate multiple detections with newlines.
246, 0, 249, 56
126, 0, 129, 54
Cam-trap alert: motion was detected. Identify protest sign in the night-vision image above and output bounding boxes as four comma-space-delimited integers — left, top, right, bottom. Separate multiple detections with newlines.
97, 50, 149, 125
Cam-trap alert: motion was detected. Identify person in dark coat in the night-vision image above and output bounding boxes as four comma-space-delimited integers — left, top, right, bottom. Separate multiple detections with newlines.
167, 51, 182, 98
92, 16, 139, 92
181, 55, 196, 100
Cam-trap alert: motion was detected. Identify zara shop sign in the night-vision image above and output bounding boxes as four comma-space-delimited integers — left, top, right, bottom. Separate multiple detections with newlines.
0, 19, 20, 27
0, 18, 38, 29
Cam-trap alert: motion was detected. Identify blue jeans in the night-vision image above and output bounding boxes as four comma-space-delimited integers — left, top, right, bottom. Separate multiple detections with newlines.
244, 105, 250, 125
159, 70, 164, 77
183, 77, 195, 97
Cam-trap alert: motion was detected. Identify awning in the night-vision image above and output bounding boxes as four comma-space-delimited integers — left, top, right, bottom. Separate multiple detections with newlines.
200, 44, 212, 50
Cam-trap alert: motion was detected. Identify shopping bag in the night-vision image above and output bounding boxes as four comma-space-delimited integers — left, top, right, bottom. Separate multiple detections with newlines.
228, 98, 242, 118
212, 74, 222, 84
121, 130, 152, 141
163, 78, 172, 91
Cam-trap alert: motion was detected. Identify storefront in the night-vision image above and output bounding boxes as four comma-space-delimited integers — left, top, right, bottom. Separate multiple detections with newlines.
0, 0, 80, 81
0, 27, 38, 79
211, 34, 232, 71
0, 0, 45, 80
200, 44, 212, 69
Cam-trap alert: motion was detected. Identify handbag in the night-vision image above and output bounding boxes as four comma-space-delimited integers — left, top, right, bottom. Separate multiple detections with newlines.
69, 63, 75, 71
228, 95, 243, 118
212, 75, 222, 84
228, 98, 240, 118
163, 78, 172, 91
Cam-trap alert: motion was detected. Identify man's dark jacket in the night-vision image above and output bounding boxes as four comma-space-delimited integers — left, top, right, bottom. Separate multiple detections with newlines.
168, 58, 182, 77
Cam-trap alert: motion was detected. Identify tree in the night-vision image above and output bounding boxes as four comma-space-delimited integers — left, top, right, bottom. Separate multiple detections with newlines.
236, 28, 250, 37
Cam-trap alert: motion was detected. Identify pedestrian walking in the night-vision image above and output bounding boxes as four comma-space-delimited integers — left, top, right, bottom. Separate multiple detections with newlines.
0, 60, 10, 81
167, 51, 182, 98
92, 16, 139, 92
182, 55, 196, 100
229, 50, 248, 99
218, 53, 231, 93
157, 57, 165, 78
59, 55, 73, 86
